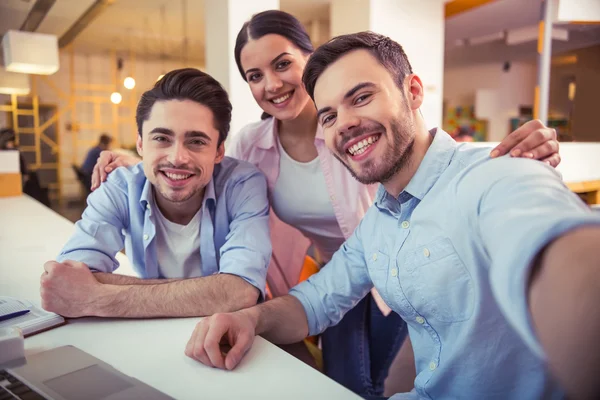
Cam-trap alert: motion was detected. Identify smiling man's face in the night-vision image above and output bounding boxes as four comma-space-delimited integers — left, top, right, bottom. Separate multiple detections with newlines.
314, 49, 417, 185
136, 99, 224, 205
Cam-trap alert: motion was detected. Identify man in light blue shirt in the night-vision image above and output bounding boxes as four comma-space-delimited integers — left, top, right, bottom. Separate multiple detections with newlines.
184, 33, 600, 399
40, 68, 271, 319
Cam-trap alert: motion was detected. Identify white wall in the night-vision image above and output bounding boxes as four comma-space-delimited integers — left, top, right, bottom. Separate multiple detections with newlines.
205, 0, 279, 140
444, 61, 537, 141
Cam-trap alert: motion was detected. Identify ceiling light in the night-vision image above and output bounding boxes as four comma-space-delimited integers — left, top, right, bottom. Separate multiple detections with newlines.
124, 77, 135, 89
506, 26, 569, 46
110, 92, 122, 104
0, 69, 30, 95
2, 30, 59, 75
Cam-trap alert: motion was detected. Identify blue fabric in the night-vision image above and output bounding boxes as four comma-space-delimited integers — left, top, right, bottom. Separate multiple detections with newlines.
322, 293, 407, 397
290, 129, 600, 399
57, 157, 272, 299
81, 146, 103, 175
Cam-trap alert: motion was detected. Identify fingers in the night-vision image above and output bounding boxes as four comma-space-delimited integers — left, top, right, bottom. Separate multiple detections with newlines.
491, 119, 555, 158
91, 161, 100, 191
225, 331, 253, 370
43, 260, 60, 274
185, 319, 214, 367
519, 139, 559, 160
490, 120, 542, 157
541, 153, 561, 168
98, 151, 116, 184
204, 319, 227, 369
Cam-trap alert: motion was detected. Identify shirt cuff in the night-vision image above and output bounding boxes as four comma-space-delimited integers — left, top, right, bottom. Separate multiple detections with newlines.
56, 250, 118, 273
289, 280, 326, 336
218, 264, 267, 303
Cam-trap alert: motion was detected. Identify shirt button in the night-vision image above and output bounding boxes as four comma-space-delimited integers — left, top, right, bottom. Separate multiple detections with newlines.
416, 316, 425, 324
391, 268, 398, 277
330, 195, 336, 201
146, 204, 150, 210
372, 253, 378, 261
429, 361, 437, 371
143, 234, 149, 240
401, 221, 410, 229
423, 248, 430, 257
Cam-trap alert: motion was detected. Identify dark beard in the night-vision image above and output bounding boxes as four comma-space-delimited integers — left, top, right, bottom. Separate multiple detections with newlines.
334, 118, 415, 185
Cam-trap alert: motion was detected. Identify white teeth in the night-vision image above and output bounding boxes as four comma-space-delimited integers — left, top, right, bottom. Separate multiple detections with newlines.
347, 135, 380, 156
272, 93, 292, 104
164, 172, 191, 180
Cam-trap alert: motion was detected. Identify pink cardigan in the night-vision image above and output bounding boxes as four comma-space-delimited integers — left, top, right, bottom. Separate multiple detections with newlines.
227, 118, 379, 298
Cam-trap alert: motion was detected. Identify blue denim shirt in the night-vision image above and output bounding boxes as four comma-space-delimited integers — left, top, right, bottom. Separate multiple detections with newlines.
58, 157, 271, 298
290, 129, 600, 399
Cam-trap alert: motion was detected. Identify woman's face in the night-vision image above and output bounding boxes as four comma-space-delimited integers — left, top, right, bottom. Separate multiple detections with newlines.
240, 34, 312, 121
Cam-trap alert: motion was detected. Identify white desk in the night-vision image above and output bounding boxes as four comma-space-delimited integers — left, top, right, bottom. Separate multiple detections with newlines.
0, 195, 360, 400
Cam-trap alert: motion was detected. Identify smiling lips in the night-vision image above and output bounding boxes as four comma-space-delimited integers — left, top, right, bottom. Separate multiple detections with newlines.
159, 169, 195, 187
164, 172, 192, 180
268, 90, 294, 106
346, 134, 381, 156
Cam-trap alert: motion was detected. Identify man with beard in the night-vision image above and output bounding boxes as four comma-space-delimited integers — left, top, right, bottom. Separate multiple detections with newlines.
40, 68, 271, 319
184, 32, 600, 400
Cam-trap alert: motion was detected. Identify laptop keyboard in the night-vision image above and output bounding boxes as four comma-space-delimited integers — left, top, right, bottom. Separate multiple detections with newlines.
0, 370, 46, 400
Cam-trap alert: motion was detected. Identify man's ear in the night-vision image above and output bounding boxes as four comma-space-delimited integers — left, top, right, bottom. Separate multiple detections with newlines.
214, 141, 225, 164
136, 135, 143, 158
404, 73, 424, 111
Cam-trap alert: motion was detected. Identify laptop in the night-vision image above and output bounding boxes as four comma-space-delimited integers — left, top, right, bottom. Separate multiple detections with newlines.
0, 345, 173, 400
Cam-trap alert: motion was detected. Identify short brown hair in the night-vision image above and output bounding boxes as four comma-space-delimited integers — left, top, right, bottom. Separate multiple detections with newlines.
136, 68, 232, 146
302, 31, 413, 101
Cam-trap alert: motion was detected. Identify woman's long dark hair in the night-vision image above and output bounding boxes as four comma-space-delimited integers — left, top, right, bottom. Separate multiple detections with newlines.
234, 10, 314, 120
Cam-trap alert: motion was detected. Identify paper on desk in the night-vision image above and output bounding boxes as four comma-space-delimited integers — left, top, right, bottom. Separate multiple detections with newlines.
0, 297, 65, 336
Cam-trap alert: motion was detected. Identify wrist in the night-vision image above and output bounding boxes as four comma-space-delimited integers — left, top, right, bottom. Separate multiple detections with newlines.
89, 284, 123, 317
239, 306, 261, 333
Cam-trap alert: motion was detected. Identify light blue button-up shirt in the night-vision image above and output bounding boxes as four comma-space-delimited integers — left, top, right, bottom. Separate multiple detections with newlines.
58, 157, 272, 298
290, 129, 600, 399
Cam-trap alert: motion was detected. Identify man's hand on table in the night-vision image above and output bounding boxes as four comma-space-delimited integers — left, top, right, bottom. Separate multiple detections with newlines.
185, 310, 257, 370
40, 260, 107, 317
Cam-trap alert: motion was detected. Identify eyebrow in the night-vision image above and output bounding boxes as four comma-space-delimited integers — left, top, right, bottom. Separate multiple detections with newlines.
149, 127, 211, 141
244, 52, 292, 76
316, 82, 376, 120
316, 106, 332, 120
344, 82, 376, 100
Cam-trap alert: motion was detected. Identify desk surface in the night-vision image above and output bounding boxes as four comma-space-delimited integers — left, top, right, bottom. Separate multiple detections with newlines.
0, 195, 360, 400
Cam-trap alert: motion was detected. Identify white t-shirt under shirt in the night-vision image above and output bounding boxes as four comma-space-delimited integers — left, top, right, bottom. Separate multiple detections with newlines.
152, 190, 203, 279
270, 139, 345, 262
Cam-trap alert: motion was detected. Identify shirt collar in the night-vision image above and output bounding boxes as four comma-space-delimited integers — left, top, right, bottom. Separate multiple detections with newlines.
255, 118, 278, 150
375, 128, 457, 208
255, 118, 326, 149
140, 178, 152, 210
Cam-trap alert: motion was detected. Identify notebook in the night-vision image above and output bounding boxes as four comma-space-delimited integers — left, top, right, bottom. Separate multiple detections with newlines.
0, 297, 65, 337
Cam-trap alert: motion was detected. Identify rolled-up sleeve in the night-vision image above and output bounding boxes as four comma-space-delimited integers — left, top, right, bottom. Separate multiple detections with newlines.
218, 170, 271, 301
290, 221, 374, 336
57, 175, 128, 272
457, 157, 600, 357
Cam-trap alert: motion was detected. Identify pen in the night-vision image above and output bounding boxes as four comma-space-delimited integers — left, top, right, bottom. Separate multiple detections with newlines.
0, 309, 30, 322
